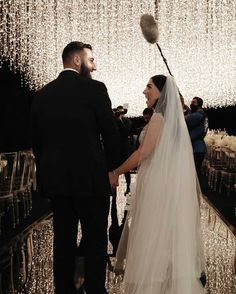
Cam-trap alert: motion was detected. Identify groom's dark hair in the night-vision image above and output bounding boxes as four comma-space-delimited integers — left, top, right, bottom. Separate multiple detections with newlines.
62, 41, 92, 63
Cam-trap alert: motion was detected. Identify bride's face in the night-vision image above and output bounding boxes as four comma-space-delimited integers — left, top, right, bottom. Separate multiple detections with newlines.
143, 79, 161, 108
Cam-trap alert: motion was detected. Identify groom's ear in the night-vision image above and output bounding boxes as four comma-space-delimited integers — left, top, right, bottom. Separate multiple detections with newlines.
73, 53, 81, 67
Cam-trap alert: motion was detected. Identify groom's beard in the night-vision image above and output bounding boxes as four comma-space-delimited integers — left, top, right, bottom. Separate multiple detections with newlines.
80, 62, 92, 79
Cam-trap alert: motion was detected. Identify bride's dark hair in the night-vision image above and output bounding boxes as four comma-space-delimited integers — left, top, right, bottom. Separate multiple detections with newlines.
151, 75, 167, 92
151, 74, 167, 109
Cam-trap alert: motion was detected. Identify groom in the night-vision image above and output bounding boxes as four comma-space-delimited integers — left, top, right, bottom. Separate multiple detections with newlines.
30, 41, 120, 294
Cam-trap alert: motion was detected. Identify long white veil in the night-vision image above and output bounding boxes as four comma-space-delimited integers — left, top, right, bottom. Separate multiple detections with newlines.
114, 76, 205, 293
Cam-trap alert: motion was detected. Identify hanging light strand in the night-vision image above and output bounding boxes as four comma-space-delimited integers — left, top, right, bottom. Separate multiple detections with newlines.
0, 0, 235, 115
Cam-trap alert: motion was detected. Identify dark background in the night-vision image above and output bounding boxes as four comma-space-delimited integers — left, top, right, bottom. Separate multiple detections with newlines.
0, 59, 235, 152
0, 61, 34, 152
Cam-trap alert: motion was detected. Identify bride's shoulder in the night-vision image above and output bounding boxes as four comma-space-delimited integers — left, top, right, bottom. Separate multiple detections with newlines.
150, 112, 164, 123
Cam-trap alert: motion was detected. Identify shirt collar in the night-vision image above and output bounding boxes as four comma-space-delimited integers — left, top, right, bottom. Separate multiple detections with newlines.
61, 68, 79, 74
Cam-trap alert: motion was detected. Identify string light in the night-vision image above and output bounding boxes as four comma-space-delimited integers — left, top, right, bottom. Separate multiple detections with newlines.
0, 0, 235, 115
156, 0, 236, 109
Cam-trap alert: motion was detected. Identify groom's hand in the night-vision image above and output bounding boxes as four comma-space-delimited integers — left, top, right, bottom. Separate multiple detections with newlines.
109, 171, 119, 189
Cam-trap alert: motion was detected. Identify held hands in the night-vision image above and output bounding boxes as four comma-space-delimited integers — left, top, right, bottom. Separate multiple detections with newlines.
109, 170, 119, 189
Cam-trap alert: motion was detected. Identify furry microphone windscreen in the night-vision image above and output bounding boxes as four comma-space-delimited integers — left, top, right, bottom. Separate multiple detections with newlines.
140, 14, 159, 44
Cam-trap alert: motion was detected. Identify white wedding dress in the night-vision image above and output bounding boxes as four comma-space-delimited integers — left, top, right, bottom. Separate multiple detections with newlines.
115, 76, 206, 294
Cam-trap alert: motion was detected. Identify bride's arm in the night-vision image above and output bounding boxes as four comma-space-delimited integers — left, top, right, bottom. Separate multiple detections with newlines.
114, 149, 140, 177
139, 112, 164, 160
113, 113, 164, 177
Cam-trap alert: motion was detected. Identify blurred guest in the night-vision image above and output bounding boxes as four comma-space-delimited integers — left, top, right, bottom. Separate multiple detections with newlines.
185, 96, 208, 180
114, 106, 133, 195
136, 107, 154, 149
180, 93, 191, 116
108, 106, 132, 255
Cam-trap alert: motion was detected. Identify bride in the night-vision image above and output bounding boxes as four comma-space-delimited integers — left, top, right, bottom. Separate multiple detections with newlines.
109, 75, 206, 293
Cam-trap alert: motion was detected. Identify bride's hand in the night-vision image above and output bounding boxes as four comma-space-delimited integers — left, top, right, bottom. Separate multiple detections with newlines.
109, 170, 119, 188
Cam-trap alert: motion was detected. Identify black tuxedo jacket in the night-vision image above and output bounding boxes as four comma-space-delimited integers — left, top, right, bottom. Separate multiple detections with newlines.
30, 70, 120, 198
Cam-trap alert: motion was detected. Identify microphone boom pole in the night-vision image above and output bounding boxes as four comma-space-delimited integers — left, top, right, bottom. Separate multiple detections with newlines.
140, 14, 174, 77
155, 43, 173, 77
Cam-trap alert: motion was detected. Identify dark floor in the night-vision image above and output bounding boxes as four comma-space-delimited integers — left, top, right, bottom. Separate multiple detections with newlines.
0, 192, 52, 248
200, 175, 236, 230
